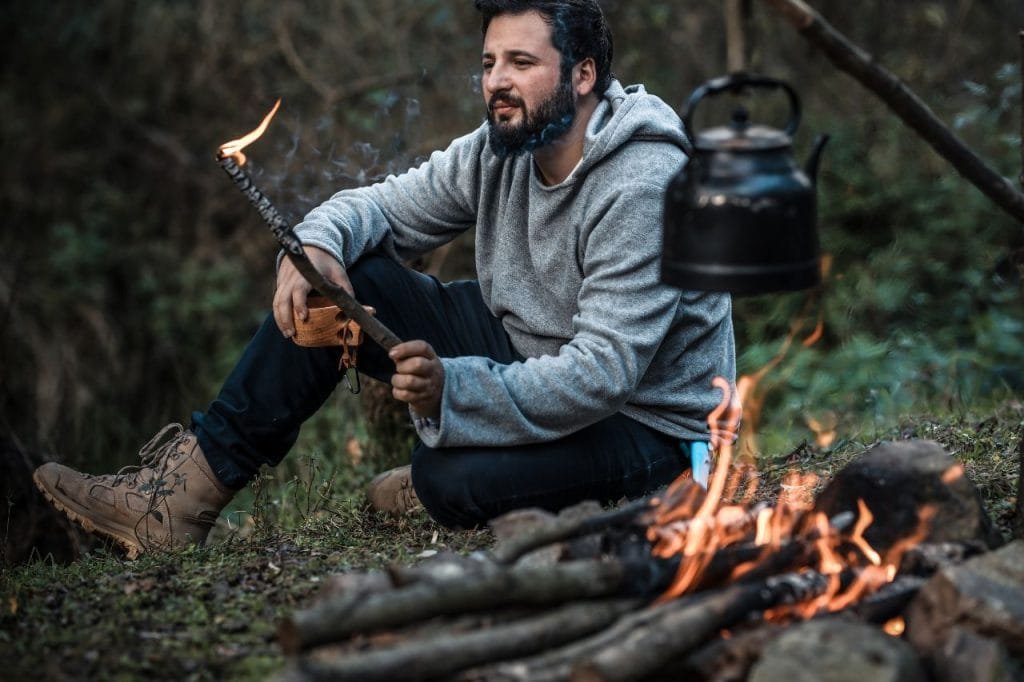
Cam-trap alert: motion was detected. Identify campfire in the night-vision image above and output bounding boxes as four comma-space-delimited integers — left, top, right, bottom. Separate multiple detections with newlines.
265, 368, 1018, 682
214, 103, 1022, 682
267, 436, 1017, 682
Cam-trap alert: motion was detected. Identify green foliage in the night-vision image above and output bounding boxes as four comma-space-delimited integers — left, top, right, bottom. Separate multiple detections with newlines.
734, 66, 1023, 451
1, 0, 1021, 517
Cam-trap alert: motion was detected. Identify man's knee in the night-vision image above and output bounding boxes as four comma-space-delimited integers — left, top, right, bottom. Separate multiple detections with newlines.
347, 254, 411, 304
410, 447, 484, 529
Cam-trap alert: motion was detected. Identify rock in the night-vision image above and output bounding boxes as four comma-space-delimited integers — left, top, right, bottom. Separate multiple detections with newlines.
748, 616, 926, 682
814, 440, 1004, 554
925, 626, 1019, 682
906, 540, 1024, 658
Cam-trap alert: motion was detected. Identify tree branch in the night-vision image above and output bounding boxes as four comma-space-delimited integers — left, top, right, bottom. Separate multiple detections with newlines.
757, 0, 1024, 224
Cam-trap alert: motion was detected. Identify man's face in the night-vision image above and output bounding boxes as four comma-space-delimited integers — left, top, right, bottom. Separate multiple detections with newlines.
482, 11, 577, 157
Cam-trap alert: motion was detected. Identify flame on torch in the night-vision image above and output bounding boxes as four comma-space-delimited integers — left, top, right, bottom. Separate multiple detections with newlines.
218, 98, 282, 166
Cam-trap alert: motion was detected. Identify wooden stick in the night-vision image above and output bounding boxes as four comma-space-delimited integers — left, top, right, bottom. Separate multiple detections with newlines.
295, 598, 642, 682
279, 558, 630, 654
570, 571, 831, 682
757, 0, 1024, 224
845, 575, 925, 624
218, 155, 402, 350
490, 497, 655, 565
725, 0, 750, 73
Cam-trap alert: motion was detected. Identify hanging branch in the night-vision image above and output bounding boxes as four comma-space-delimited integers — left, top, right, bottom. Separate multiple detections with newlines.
756, 0, 1024, 225
725, 0, 751, 73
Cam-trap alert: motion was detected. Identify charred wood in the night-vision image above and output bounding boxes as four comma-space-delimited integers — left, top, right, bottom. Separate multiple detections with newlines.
570, 570, 831, 682
844, 575, 926, 624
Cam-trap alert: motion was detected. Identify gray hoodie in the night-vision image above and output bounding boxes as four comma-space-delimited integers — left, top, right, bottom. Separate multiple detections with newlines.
293, 80, 736, 448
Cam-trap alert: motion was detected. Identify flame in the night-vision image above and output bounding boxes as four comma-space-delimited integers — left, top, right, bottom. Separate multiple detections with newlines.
737, 294, 829, 460
884, 617, 906, 636
218, 98, 282, 165
648, 377, 933, 622
805, 412, 837, 449
941, 464, 964, 485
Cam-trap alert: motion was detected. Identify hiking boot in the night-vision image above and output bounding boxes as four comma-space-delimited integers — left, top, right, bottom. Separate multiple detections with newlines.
33, 424, 235, 559
366, 465, 422, 515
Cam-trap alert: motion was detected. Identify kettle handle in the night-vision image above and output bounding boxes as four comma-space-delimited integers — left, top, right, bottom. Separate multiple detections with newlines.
683, 72, 802, 139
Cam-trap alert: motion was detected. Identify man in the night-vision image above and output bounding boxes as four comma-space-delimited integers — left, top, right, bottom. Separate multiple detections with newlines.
34, 0, 735, 557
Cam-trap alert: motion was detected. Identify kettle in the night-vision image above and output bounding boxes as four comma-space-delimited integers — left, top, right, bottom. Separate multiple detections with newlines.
661, 73, 829, 295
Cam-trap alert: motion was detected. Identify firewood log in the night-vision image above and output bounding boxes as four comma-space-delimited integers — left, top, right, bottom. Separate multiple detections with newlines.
294, 598, 642, 682
279, 558, 632, 654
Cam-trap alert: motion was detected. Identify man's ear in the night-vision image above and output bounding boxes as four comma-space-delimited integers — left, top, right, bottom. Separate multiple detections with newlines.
574, 57, 597, 97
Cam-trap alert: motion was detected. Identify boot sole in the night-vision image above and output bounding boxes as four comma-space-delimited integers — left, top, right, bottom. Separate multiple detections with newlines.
32, 471, 145, 560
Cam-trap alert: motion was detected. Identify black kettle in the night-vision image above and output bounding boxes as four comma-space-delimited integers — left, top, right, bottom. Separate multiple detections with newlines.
661, 73, 829, 295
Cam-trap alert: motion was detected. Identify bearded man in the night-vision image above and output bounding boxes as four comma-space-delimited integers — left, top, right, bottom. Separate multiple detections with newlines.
34, 0, 735, 557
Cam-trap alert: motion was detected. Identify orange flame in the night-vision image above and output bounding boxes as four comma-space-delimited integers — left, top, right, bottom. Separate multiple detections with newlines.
884, 617, 906, 636
218, 98, 282, 165
649, 376, 933, 621
805, 412, 837, 449
941, 463, 965, 485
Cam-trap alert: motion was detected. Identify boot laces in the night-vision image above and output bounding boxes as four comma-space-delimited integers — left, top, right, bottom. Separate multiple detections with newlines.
113, 423, 192, 487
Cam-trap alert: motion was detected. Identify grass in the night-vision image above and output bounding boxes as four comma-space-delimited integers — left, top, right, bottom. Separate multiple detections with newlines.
1, 399, 1020, 680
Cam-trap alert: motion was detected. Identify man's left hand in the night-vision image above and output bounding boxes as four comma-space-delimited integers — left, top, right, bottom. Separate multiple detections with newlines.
389, 340, 445, 420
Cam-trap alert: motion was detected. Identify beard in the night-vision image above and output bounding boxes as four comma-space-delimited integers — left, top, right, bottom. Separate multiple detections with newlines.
487, 72, 577, 159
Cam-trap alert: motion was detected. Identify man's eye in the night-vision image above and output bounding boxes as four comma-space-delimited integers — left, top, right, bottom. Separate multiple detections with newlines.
482, 63, 494, 71
514, 61, 531, 68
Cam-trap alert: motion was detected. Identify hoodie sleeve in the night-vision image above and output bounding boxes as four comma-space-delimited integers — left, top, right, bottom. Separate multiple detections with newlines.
419, 179, 683, 448
291, 130, 484, 266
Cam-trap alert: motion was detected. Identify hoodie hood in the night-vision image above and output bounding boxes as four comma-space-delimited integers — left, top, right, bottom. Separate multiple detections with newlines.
575, 79, 689, 178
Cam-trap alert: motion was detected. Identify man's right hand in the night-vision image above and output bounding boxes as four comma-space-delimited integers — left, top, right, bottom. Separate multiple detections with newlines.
273, 245, 354, 338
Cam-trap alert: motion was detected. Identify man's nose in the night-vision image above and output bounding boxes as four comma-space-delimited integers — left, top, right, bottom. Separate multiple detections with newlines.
484, 62, 512, 94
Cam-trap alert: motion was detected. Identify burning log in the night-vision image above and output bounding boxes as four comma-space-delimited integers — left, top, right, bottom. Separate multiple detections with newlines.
217, 101, 402, 351
569, 571, 832, 682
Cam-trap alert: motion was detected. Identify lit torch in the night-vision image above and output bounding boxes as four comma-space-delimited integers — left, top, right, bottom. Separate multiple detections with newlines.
217, 100, 402, 350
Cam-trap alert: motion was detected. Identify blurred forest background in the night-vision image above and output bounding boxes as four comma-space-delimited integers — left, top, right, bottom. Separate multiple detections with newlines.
1, 1, 1023, 560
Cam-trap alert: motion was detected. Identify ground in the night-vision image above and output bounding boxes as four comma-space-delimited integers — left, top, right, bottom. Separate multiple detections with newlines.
0, 407, 1020, 681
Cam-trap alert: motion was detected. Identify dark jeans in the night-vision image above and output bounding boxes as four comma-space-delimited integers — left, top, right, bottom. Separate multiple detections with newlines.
193, 254, 687, 528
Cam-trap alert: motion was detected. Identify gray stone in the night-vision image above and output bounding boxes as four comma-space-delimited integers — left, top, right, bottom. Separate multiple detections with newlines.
748, 617, 926, 682
927, 626, 1018, 682
814, 439, 1004, 554
906, 540, 1024, 658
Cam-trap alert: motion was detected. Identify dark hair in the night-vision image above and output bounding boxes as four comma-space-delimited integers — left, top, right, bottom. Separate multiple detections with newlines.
474, 0, 614, 96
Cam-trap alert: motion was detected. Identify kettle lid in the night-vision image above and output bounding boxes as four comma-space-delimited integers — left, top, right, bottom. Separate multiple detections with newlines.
694, 107, 792, 152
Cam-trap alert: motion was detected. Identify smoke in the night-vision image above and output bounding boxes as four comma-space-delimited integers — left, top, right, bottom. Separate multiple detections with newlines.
253, 91, 433, 224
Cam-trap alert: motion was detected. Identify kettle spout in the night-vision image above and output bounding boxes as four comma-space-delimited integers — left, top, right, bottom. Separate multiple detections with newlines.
804, 134, 830, 184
